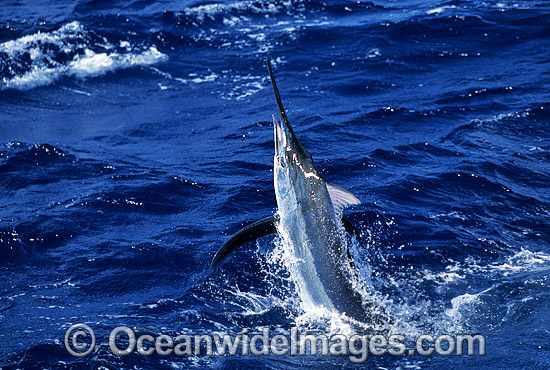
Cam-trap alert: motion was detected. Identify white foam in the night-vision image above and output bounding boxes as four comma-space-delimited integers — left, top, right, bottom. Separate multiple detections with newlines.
1, 21, 167, 90
5, 67, 62, 90
429, 210, 467, 221
190, 73, 218, 84
0, 21, 83, 57
72, 47, 166, 77
443, 292, 484, 332
183, 0, 279, 23
421, 269, 465, 284
491, 248, 550, 275
227, 286, 281, 316
426, 5, 457, 15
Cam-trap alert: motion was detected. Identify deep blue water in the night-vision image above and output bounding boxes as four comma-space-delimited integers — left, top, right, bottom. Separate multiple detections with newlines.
1, 0, 549, 368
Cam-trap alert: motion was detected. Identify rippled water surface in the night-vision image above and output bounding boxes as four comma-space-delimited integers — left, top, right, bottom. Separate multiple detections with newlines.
0, 0, 549, 369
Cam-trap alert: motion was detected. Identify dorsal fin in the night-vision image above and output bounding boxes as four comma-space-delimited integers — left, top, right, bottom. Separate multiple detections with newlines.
326, 182, 361, 218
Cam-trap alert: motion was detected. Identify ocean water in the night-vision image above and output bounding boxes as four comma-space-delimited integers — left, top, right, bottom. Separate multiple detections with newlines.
0, 0, 549, 368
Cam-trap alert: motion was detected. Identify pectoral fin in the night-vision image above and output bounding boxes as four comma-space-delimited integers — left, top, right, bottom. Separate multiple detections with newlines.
210, 213, 362, 272
209, 215, 278, 272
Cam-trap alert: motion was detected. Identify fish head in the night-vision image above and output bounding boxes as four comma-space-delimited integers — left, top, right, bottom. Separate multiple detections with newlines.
273, 114, 322, 186
267, 58, 324, 198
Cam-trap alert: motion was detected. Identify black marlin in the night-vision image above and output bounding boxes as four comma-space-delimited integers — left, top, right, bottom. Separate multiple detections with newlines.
211, 58, 367, 321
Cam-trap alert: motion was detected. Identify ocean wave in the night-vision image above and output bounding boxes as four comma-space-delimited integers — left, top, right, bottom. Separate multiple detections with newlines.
174, 0, 383, 25
443, 104, 550, 144
0, 21, 167, 90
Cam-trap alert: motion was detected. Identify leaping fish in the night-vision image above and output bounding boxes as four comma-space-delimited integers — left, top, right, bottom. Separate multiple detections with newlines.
211, 58, 367, 322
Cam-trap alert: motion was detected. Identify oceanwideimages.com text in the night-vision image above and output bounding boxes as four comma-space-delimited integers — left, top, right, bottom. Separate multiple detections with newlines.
65, 324, 486, 363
